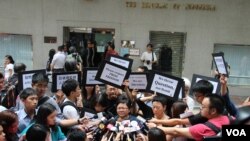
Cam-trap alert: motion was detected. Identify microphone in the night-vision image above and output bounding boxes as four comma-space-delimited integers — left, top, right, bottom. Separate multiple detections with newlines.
136, 116, 149, 134
92, 117, 109, 141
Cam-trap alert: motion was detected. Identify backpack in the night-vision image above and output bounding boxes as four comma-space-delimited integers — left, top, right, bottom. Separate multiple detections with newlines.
37, 96, 50, 108
60, 101, 82, 135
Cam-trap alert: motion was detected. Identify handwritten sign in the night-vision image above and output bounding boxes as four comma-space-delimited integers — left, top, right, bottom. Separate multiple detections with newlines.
147, 72, 183, 100
56, 74, 78, 89
52, 72, 81, 92
96, 60, 131, 89
129, 73, 148, 90
18, 69, 46, 91
83, 68, 103, 86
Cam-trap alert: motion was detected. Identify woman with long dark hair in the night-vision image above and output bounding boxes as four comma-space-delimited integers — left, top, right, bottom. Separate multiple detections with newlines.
46, 49, 56, 72
21, 103, 66, 141
0, 110, 19, 141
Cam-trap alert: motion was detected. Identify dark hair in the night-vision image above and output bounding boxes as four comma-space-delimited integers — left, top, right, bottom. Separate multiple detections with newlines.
107, 41, 115, 50
116, 96, 131, 109
32, 73, 49, 85
205, 94, 225, 114
36, 103, 56, 126
13, 63, 26, 73
147, 43, 154, 49
58, 45, 64, 51
94, 93, 109, 108
19, 88, 37, 100
138, 66, 148, 72
171, 100, 188, 118
0, 72, 3, 79
235, 106, 250, 125
69, 46, 76, 54
64, 60, 78, 72
0, 110, 18, 134
152, 95, 167, 107
192, 80, 213, 96
67, 129, 86, 141
61, 79, 79, 97
148, 127, 166, 141
123, 54, 130, 58
49, 49, 56, 59
26, 124, 48, 141
5, 55, 15, 64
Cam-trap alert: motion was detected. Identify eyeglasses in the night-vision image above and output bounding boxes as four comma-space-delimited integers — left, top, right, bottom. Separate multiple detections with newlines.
117, 107, 128, 110
201, 105, 210, 110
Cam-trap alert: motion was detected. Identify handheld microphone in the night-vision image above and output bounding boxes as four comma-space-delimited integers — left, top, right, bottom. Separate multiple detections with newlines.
137, 116, 149, 134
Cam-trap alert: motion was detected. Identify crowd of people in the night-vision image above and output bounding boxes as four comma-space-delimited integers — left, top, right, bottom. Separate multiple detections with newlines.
0, 42, 250, 141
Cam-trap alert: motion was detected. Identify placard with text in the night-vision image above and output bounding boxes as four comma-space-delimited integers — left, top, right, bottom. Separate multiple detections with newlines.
107, 55, 133, 69
190, 74, 221, 96
212, 52, 229, 77
95, 60, 131, 89
52, 71, 81, 92
82, 68, 104, 86
128, 72, 148, 91
146, 71, 183, 100
18, 69, 46, 91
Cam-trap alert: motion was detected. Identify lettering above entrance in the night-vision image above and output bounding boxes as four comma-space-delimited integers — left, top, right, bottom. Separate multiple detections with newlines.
125, 1, 216, 11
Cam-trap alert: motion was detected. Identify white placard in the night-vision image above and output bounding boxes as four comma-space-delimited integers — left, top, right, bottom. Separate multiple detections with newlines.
86, 70, 103, 85
129, 48, 140, 56
151, 74, 178, 97
100, 64, 127, 86
22, 73, 35, 89
129, 74, 147, 89
110, 57, 130, 68
196, 78, 218, 94
56, 74, 78, 89
179, 88, 183, 99
214, 56, 227, 74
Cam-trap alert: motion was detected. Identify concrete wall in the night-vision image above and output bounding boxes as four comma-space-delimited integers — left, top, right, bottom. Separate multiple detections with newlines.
0, 0, 250, 97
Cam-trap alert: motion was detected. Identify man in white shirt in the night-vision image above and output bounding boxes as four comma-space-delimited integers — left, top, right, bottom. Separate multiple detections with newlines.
140, 43, 157, 70
51, 45, 66, 73
61, 79, 81, 119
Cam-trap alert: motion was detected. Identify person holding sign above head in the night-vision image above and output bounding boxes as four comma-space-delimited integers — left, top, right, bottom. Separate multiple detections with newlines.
140, 43, 157, 70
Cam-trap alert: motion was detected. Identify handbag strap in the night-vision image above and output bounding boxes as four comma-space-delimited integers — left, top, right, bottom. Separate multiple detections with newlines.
152, 52, 154, 61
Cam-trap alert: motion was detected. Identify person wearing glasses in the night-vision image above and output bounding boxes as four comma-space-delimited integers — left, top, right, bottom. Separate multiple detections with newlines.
147, 94, 232, 141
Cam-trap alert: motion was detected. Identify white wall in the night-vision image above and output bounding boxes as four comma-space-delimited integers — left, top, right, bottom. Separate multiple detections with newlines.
1, 0, 250, 96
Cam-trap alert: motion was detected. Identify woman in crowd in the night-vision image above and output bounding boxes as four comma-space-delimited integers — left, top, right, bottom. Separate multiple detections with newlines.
82, 86, 97, 111
21, 103, 66, 141
0, 110, 19, 141
151, 96, 170, 127
25, 124, 49, 141
0, 121, 6, 141
4, 55, 15, 81
46, 49, 56, 72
